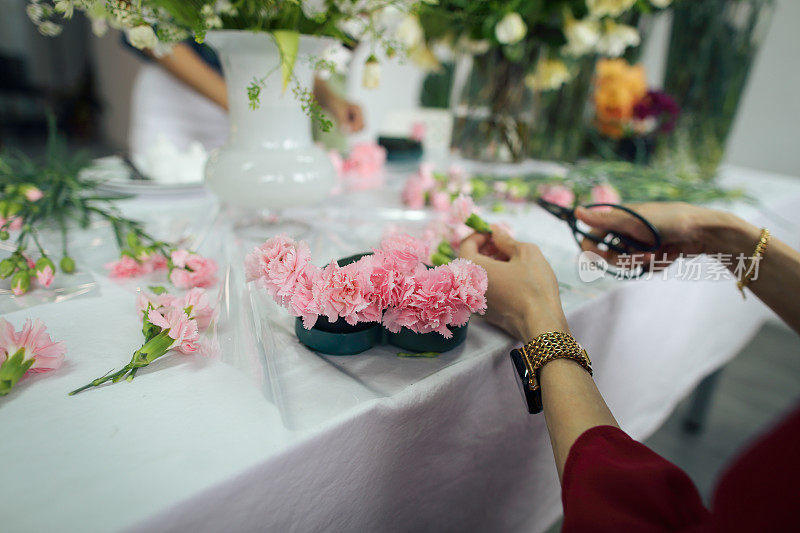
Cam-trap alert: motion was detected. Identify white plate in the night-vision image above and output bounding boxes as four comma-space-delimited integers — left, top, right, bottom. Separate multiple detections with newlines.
82, 156, 207, 196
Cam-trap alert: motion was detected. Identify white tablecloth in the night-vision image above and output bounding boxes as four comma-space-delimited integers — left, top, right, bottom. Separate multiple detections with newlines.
2, 165, 799, 533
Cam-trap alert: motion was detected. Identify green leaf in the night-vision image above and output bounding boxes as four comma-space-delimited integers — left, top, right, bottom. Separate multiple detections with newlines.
273, 30, 300, 93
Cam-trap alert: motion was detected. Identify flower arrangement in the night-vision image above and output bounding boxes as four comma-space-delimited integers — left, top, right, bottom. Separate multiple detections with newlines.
0, 318, 66, 396
0, 122, 217, 296
245, 232, 487, 339
592, 59, 679, 148
329, 141, 388, 192
27, 1, 424, 123
70, 286, 217, 394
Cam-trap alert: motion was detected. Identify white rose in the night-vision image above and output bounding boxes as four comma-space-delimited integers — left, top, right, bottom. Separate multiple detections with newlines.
587, 0, 637, 18
650, 0, 672, 8
596, 20, 640, 57
362, 57, 381, 89
563, 17, 601, 56
396, 15, 424, 49
495, 12, 527, 45
525, 59, 571, 91
126, 25, 159, 50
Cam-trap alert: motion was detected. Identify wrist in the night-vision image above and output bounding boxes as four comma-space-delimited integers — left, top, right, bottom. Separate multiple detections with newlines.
517, 306, 570, 342
700, 211, 761, 257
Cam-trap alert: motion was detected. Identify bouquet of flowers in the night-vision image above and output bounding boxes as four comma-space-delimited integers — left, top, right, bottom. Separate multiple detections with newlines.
590, 58, 679, 162
70, 286, 217, 394
0, 122, 217, 296
245, 232, 487, 338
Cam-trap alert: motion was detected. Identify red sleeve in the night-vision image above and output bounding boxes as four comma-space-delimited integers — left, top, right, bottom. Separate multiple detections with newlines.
562, 425, 710, 532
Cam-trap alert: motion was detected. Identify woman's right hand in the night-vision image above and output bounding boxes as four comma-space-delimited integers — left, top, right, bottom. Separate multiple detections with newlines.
460, 226, 570, 342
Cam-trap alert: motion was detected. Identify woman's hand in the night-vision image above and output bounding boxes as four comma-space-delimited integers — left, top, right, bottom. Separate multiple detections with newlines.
574, 202, 757, 267
460, 226, 569, 342
313, 78, 364, 133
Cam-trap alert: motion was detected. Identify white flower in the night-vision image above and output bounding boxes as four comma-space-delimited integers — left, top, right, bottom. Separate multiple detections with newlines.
38, 21, 63, 36
316, 44, 352, 80
587, 0, 637, 18
91, 17, 108, 36
396, 15, 424, 49
54, 0, 74, 18
26, 4, 44, 23
596, 20, 640, 57
456, 35, 491, 55
126, 25, 159, 50
563, 16, 601, 56
201, 4, 222, 29
495, 12, 527, 45
301, 0, 327, 20
362, 56, 381, 89
215, 0, 237, 16
525, 59, 571, 91
650, 0, 672, 8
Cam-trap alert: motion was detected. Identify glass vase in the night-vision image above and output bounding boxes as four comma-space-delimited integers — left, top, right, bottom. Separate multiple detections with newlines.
450, 48, 537, 163
663, 0, 775, 176
528, 55, 595, 163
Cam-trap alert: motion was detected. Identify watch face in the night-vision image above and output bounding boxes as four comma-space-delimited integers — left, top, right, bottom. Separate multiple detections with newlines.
510, 349, 543, 414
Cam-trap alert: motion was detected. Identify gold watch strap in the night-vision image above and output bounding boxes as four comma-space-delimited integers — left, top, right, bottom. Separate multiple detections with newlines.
518, 331, 592, 392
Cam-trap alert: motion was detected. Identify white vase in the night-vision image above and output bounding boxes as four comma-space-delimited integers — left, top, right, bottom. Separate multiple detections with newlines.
204, 30, 335, 210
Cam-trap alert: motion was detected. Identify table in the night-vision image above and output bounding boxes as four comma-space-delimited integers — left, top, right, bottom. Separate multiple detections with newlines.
2, 164, 799, 533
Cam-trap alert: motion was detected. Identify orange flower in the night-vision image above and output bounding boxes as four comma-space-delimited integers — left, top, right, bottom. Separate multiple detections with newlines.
593, 58, 647, 138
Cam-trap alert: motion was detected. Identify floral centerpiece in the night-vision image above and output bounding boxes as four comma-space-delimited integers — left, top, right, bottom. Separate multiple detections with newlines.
404, 0, 670, 162
588, 58, 679, 163
28, 1, 423, 210
245, 232, 488, 354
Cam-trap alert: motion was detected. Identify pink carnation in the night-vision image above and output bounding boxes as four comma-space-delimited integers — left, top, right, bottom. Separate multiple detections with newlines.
169, 249, 218, 289
382, 267, 456, 338
106, 256, 146, 278
430, 191, 451, 212
590, 184, 621, 207
135, 290, 177, 320
244, 235, 310, 304
539, 184, 575, 208
289, 265, 323, 329
0, 318, 66, 372
379, 232, 430, 274
328, 150, 345, 178
448, 194, 476, 226
182, 287, 216, 330
0, 216, 23, 232
24, 187, 44, 202
36, 265, 55, 288
314, 260, 373, 326
342, 142, 386, 178
402, 176, 427, 209
148, 307, 199, 348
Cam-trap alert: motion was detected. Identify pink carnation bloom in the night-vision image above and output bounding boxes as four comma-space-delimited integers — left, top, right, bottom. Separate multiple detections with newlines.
36, 265, 55, 288
244, 235, 311, 305
289, 265, 323, 329
314, 260, 373, 326
379, 232, 430, 275
181, 287, 216, 330
148, 307, 199, 350
539, 184, 575, 208
328, 150, 345, 178
0, 318, 66, 372
402, 176, 427, 209
445, 259, 488, 324
139, 251, 168, 272
24, 187, 44, 202
410, 121, 427, 142
430, 190, 451, 212
169, 249, 218, 289
342, 142, 387, 178
417, 163, 436, 190
105, 256, 146, 278
383, 267, 457, 338
135, 291, 177, 320
448, 194, 476, 226
590, 184, 621, 208
0, 216, 23, 232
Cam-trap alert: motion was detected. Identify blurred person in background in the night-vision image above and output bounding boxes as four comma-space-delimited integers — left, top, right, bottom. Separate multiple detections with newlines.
460, 202, 800, 531
127, 40, 364, 156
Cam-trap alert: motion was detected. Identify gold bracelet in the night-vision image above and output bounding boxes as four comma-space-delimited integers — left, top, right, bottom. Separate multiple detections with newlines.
736, 228, 770, 299
518, 331, 592, 392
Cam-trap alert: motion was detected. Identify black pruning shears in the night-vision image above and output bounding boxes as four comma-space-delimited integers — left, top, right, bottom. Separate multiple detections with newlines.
536, 198, 662, 256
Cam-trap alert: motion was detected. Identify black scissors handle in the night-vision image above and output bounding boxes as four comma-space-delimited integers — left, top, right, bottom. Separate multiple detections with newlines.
581, 203, 662, 254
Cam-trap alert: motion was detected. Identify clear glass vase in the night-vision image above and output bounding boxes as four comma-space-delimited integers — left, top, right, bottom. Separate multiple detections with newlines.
450, 49, 537, 163
663, 0, 775, 176
528, 55, 595, 163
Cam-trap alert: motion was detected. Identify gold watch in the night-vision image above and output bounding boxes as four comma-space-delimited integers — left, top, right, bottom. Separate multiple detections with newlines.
510, 331, 592, 414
